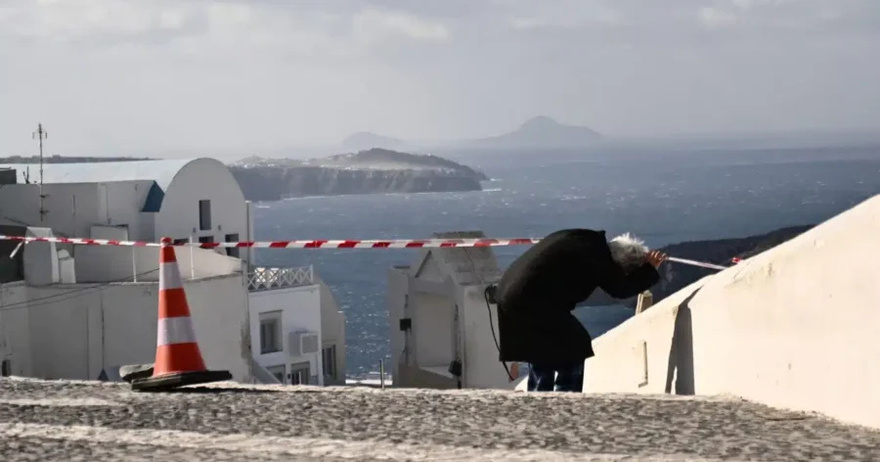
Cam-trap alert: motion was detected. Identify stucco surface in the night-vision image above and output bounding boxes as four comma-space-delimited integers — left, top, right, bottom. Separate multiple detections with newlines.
584, 194, 880, 430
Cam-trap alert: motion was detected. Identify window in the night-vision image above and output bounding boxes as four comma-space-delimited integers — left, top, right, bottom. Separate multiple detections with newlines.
198, 199, 212, 231
322, 346, 337, 380
290, 361, 310, 385
1, 359, 10, 377
259, 311, 282, 354
266, 365, 285, 384
225, 233, 240, 258
198, 235, 214, 244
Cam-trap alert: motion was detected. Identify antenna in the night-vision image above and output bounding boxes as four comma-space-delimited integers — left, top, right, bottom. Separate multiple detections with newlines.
32, 123, 48, 221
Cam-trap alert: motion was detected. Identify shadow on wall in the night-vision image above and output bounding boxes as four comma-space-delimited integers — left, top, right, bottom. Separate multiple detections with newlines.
665, 288, 698, 395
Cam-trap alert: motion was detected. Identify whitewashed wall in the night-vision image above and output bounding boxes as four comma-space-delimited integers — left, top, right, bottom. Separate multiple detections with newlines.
0, 181, 153, 239
155, 158, 251, 263
249, 285, 323, 385
75, 245, 242, 283
583, 194, 880, 430
315, 273, 346, 384
459, 285, 512, 389
0, 282, 32, 377
387, 268, 408, 383
0, 273, 252, 382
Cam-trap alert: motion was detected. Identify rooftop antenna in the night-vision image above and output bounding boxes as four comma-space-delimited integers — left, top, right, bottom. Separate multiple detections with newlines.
32, 123, 48, 221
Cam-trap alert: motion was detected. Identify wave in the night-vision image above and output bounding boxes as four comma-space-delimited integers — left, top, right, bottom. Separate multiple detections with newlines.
272, 188, 504, 201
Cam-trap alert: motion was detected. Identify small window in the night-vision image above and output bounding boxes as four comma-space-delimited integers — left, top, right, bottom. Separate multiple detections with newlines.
322, 346, 337, 380
259, 311, 282, 354
266, 365, 285, 384
198, 199, 211, 231
290, 361, 310, 385
225, 233, 240, 258
198, 235, 214, 244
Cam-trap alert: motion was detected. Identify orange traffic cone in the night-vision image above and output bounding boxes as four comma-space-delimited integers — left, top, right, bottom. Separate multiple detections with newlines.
131, 237, 231, 391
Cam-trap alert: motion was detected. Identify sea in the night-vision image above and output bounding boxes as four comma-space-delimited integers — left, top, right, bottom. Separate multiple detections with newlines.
252, 142, 880, 378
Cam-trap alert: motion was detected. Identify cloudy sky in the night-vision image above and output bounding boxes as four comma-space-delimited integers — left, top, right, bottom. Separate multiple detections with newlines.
1, 0, 879, 157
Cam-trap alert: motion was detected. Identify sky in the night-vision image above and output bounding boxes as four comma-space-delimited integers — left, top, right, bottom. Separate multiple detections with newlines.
1, 0, 879, 158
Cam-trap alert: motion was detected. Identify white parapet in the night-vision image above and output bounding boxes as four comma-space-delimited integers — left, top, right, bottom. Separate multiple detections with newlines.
583, 193, 880, 430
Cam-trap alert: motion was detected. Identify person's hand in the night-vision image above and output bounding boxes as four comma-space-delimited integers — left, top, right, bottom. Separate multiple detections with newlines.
646, 250, 667, 269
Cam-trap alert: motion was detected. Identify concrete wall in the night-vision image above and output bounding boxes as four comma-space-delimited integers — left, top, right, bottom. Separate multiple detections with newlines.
583, 194, 880, 430
0, 159, 251, 262
156, 158, 250, 264
460, 285, 513, 389
315, 274, 346, 384
388, 263, 512, 390
396, 364, 458, 389
0, 181, 154, 240
411, 291, 455, 369
0, 282, 31, 376
0, 274, 252, 382
388, 268, 408, 384
74, 244, 242, 284
249, 285, 323, 385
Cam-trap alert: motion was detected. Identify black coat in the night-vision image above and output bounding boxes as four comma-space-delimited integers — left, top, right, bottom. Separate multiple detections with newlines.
495, 228, 660, 366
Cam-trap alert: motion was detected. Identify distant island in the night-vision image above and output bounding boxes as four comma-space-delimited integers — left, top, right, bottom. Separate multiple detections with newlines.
458, 116, 603, 150
338, 116, 604, 152
229, 148, 489, 202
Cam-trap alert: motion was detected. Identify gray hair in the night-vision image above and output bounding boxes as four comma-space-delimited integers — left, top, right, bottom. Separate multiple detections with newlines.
608, 233, 649, 272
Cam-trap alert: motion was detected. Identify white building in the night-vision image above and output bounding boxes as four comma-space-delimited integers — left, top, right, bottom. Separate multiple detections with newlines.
387, 231, 520, 390
0, 159, 346, 386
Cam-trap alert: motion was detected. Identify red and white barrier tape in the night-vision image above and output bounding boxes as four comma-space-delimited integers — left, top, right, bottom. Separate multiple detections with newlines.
0, 235, 540, 249
0, 235, 741, 270
666, 257, 729, 271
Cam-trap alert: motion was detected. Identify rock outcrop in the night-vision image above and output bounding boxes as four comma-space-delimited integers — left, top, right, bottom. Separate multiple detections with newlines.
230, 149, 488, 201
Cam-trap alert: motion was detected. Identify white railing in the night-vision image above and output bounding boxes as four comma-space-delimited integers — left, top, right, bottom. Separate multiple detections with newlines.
247, 265, 314, 291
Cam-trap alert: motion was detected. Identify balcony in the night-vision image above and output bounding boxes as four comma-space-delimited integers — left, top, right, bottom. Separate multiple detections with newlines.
247, 265, 314, 292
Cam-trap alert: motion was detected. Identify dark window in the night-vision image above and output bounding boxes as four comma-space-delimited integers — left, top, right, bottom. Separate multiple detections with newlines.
290, 362, 310, 385
260, 313, 282, 354
322, 346, 337, 380
198, 236, 214, 244
225, 233, 240, 258
198, 200, 211, 231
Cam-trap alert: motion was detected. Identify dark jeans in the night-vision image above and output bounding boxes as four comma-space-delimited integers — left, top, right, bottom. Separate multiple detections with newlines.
527, 361, 584, 392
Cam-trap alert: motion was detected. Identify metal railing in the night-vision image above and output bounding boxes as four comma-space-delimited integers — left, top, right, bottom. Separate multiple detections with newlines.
247, 265, 314, 291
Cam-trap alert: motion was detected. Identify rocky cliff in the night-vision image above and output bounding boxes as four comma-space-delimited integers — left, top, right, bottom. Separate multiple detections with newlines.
584, 225, 815, 308
230, 149, 488, 201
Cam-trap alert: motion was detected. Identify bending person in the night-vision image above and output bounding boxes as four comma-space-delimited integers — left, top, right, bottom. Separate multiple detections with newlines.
494, 229, 666, 392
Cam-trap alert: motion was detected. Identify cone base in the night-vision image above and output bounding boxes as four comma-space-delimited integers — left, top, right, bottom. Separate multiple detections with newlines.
130, 370, 232, 392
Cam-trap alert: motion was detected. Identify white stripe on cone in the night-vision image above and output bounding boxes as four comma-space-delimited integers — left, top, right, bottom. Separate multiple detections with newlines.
157, 316, 198, 346
159, 261, 183, 291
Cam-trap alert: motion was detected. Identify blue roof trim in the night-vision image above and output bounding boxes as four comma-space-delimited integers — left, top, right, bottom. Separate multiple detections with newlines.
141, 181, 165, 212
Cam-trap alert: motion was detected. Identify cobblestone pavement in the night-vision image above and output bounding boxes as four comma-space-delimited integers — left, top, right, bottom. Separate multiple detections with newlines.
2, 378, 880, 461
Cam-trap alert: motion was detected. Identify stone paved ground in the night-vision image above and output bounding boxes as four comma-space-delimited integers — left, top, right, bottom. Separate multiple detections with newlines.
2, 378, 880, 461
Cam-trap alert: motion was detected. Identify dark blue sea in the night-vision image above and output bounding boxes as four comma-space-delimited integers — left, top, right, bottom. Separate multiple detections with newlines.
253, 144, 880, 378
